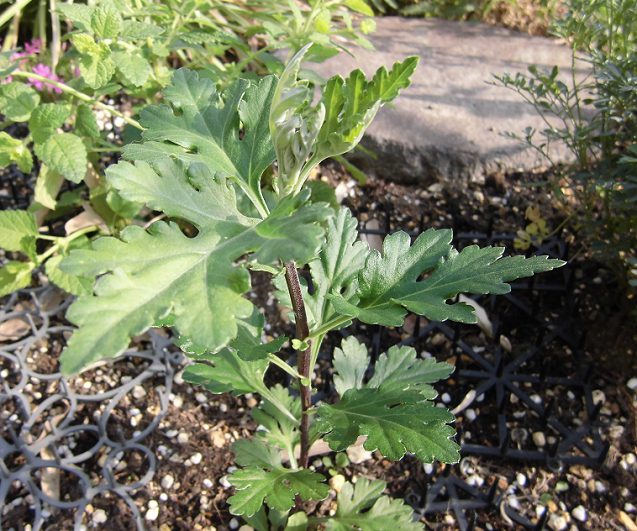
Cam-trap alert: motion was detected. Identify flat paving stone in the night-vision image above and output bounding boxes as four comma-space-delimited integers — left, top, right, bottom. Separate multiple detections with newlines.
309, 17, 588, 186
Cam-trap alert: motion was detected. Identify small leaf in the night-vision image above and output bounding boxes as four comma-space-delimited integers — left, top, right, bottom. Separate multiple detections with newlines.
0, 132, 32, 173
325, 478, 422, 530
75, 104, 100, 138
0, 210, 38, 254
0, 82, 40, 122
228, 466, 329, 516
33, 165, 64, 210
29, 103, 72, 144
233, 438, 282, 469
345, 0, 375, 16
252, 384, 300, 453
333, 336, 369, 396
315, 386, 460, 463
35, 133, 87, 183
112, 51, 152, 87
72, 34, 114, 89
367, 345, 454, 398
0, 261, 34, 296
90, 5, 122, 39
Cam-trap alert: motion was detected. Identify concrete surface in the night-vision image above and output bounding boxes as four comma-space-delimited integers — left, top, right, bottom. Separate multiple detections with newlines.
310, 17, 588, 186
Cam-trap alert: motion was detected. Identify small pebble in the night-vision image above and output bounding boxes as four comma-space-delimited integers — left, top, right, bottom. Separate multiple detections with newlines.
161, 475, 174, 489
229, 517, 239, 529
625, 453, 636, 465
595, 481, 606, 493
548, 514, 567, 531
195, 392, 207, 404
533, 431, 546, 447
625, 502, 636, 513
145, 501, 159, 522
191, 452, 203, 465
220, 403, 228, 413
441, 393, 451, 404
172, 396, 183, 409
220, 475, 232, 488
93, 509, 107, 524
159, 493, 168, 502
132, 385, 147, 399
592, 389, 605, 405
572, 505, 587, 522
516, 473, 526, 486
627, 377, 637, 391
330, 474, 346, 493
465, 409, 477, 422
177, 432, 189, 444
203, 478, 214, 489
423, 463, 434, 474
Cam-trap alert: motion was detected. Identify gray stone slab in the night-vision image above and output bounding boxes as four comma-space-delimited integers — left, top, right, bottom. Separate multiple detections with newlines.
309, 17, 587, 186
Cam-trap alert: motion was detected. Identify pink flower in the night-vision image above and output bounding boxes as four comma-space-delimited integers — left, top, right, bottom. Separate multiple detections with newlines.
28, 64, 63, 94
24, 39, 42, 55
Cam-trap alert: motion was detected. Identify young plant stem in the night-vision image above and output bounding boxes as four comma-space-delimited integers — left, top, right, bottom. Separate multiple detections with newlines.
284, 261, 312, 469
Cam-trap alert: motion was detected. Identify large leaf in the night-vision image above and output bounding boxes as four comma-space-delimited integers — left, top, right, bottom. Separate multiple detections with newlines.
35, 133, 87, 184
315, 386, 460, 463
228, 466, 329, 517
324, 478, 422, 531
330, 229, 565, 326
60, 158, 327, 373
123, 69, 276, 214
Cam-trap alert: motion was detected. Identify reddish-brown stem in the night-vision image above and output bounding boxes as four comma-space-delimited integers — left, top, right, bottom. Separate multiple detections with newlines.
284, 261, 312, 469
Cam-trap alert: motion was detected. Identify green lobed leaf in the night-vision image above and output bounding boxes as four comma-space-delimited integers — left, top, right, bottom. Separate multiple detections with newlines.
0, 210, 38, 255
315, 385, 460, 463
59, 195, 326, 373
29, 103, 72, 144
367, 344, 454, 399
35, 133, 87, 184
228, 466, 329, 517
0, 261, 34, 297
325, 478, 422, 531
124, 69, 276, 214
112, 51, 152, 87
252, 384, 300, 453
330, 229, 565, 326
233, 438, 282, 469
333, 336, 369, 396
314, 57, 418, 161
0, 132, 32, 173
0, 83, 40, 122
75, 104, 100, 138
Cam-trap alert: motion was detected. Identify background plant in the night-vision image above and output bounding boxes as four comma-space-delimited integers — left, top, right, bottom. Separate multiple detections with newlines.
494, 0, 637, 289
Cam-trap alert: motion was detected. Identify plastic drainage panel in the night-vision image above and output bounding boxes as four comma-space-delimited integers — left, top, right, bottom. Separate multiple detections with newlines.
0, 287, 181, 530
